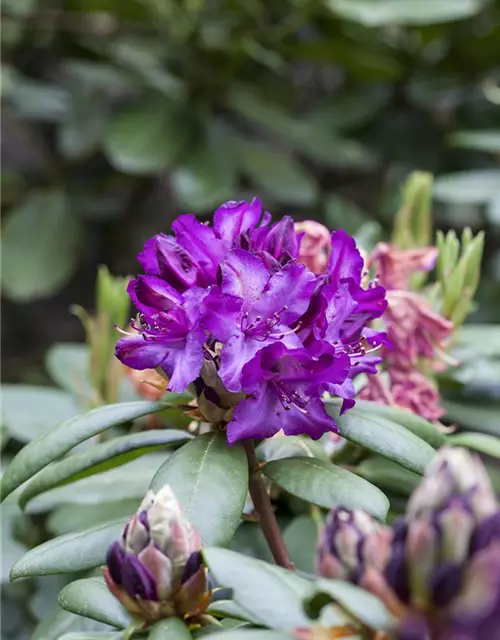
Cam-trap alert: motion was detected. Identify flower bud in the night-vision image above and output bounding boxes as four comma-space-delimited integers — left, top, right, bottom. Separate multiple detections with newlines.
103, 485, 209, 624
295, 221, 331, 274
317, 508, 389, 582
407, 447, 497, 521
188, 360, 244, 424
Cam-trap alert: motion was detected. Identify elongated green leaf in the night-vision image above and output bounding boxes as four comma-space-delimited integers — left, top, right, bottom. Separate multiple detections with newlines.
1, 189, 83, 302
149, 619, 191, 640
20, 429, 190, 507
151, 432, 247, 546
207, 600, 262, 626
48, 500, 139, 536
10, 518, 126, 580
325, 398, 446, 447
355, 457, 421, 495
203, 548, 318, 629
1, 385, 78, 443
261, 457, 389, 520
26, 455, 165, 514
58, 578, 132, 628
200, 632, 291, 640
229, 523, 274, 564
282, 516, 318, 574
1, 401, 165, 500
328, 0, 482, 25
256, 436, 329, 463
434, 170, 500, 204
305, 578, 395, 631
447, 432, 500, 458
325, 404, 435, 473
59, 632, 123, 640
449, 131, 500, 154
31, 608, 112, 640
443, 401, 499, 435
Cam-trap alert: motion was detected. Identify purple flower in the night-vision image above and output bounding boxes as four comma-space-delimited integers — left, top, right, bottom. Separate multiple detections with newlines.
116, 199, 390, 443
226, 342, 349, 443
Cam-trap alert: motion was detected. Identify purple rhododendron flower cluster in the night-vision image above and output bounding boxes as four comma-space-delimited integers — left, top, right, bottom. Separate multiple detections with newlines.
115, 199, 389, 443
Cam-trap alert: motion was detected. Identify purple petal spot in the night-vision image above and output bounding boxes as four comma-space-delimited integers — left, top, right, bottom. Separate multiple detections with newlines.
470, 511, 500, 556
430, 562, 463, 607
106, 542, 126, 585
121, 554, 159, 601
181, 551, 203, 584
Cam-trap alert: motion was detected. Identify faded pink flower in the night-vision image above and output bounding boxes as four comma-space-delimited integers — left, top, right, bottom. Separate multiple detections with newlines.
295, 220, 331, 274
361, 243, 454, 422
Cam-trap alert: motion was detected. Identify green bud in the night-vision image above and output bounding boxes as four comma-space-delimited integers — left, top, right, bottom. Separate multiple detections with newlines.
72, 265, 131, 406
392, 171, 433, 250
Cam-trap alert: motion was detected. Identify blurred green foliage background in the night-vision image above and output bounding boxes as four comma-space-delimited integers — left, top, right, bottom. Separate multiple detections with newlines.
2, 0, 500, 383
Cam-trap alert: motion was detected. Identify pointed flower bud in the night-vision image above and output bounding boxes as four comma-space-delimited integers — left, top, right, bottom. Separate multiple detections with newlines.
317, 508, 390, 582
407, 447, 497, 521
103, 485, 209, 624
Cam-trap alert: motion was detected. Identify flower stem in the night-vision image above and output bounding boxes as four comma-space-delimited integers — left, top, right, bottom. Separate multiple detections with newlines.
243, 440, 294, 571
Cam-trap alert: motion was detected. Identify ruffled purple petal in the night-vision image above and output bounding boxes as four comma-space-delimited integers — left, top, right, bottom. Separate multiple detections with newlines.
163, 328, 206, 392
281, 395, 338, 439
220, 249, 269, 305
202, 287, 243, 342
327, 229, 364, 287
115, 334, 171, 371
251, 262, 316, 326
213, 198, 263, 250
154, 234, 201, 291
226, 384, 285, 443
128, 275, 184, 316
106, 541, 125, 585
172, 214, 223, 283
219, 332, 273, 393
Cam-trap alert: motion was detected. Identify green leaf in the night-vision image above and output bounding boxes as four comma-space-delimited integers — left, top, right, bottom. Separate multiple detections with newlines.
449, 130, 500, 153
327, 0, 482, 25
103, 100, 189, 175
236, 138, 318, 206
20, 429, 190, 507
48, 500, 139, 536
206, 600, 262, 626
171, 123, 237, 211
1, 401, 165, 501
229, 523, 274, 564
197, 632, 291, 640
305, 578, 395, 631
58, 96, 109, 160
58, 578, 132, 628
325, 403, 436, 473
31, 608, 113, 640
45, 343, 91, 398
447, 432, 500, 459
443, 401, 500, 435
282, 516, 318, 574
149, 619, 191, 640
1, 385, 78, 443
434, 170, 500, 204
1, 189, 83, 302
26, 455, 165, 514
151, 432, 248, 546
355, 457, 421, 495
256, 436, 329, 463
326, 398, 446, 448
203, 547, 317, 628
59, 633, 123, 640
10, 518, 126, 580
261, 457, 389, 520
